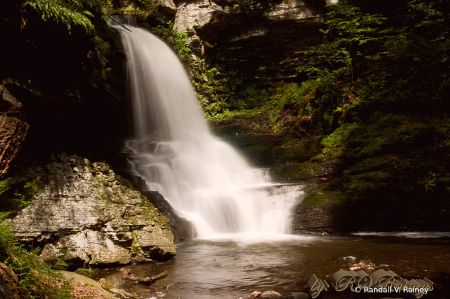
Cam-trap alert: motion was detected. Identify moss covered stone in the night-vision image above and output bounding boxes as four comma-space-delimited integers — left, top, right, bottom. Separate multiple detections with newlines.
9, 154, 176, 269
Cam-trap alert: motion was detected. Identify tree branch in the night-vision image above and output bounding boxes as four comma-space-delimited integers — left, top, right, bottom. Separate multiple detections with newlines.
106, 14, 132, 32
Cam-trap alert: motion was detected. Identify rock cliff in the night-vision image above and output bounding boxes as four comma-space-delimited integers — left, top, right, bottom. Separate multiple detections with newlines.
172, 0, 349, 79
6, 154, 176, 269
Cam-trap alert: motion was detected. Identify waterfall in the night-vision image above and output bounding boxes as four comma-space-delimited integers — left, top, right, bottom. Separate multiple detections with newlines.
115, 21, 304, 239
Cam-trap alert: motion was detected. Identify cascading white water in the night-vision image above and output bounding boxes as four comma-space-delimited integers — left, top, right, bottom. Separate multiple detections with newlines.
116, 21, 304, 239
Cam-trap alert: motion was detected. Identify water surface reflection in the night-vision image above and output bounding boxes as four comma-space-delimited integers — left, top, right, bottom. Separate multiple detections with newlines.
94, 234, 450, 299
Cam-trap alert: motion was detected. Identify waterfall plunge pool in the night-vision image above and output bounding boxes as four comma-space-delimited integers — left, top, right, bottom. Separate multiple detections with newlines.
108, 19, 450, 299
93, 234, 450, 299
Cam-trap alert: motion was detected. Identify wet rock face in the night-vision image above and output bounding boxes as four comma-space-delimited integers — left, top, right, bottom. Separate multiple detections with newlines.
157, 0, 178, 15
8, 154, 176, 269
173, 0, 347, 79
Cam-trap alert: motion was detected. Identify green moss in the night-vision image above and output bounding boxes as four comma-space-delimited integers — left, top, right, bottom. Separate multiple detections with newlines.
343, 171, 392, 192
272, 162, 311, 181
241, 144, 274, 166
321, 123, 359, 151
115, 175, 136, 190
154, 214, 171, 229
224, 133, 262, 149
300, 189, 347, 208
274, 142, 322, 163
344, 156, 392, 176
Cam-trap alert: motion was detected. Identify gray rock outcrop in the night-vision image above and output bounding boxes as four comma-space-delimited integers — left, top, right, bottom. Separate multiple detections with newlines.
7, 154, 176, 268
172, 0, 347, 79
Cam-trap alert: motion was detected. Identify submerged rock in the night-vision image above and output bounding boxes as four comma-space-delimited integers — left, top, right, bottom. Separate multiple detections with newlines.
260, 291, 283, 299
8, 154, 176, 268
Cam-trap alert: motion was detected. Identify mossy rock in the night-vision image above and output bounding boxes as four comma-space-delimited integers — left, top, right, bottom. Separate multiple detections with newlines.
273, 142, 322, 163
299, 189, 348, 209
241, 143, 274, 167
210, 124, 249, 137
272, 162, 311, 182
344, 156, 392, 176
223, 133, 265, 149
60, 271, 117, 299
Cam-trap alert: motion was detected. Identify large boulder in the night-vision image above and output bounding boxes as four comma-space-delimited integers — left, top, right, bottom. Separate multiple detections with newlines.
7, 154, 176, 269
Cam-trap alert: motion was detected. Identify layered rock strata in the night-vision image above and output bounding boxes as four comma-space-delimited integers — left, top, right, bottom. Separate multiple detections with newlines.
7, 154, 176, 268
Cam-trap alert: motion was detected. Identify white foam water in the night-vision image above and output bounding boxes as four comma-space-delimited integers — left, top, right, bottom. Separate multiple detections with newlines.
117, 24, 305, 239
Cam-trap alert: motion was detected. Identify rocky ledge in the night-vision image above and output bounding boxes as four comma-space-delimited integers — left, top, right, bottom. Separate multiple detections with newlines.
6, 154, 176, 269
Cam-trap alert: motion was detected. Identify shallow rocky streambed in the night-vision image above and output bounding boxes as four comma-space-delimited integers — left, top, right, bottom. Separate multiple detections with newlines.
94, 234, 450, 299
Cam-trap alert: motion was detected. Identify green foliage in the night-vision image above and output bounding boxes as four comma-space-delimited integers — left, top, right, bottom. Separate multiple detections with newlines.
107, 0, 157, 15
0, 178, 11, 196
323, 5, 397, 57
384, 29, 450, 65
13, 178, 44, 208
152, 21, 191, 61
253, 124, 260, 133
137, 0, 157, 11
268, 111, 278, 125
268, 111, 282, 134
255, 66, 270, 85
409, 2, 432, 13
1, 178, 72, 299
192, 58, 239, 119
89, 36, 111, 87
296, 66, 330, 80
222, 69, 242, 91
321, 122, 359, 150
425, 173, 450, 194
22, 0, 98, 34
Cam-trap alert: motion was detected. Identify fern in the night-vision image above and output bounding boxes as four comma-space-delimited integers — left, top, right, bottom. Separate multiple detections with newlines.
0, 177, 11, 196
0, 178, 72, 298
22, 0, 95, 34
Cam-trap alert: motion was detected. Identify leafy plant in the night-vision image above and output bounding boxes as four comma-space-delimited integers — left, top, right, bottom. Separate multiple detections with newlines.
322, 5, 396, 57
1, 180, 72, 299
152, 21, 191, 61
14, 178, 44, 208
269, 111, 278, 126
0, 178, 11, 196
137, 0, 157, 12
255, 66, 270, 85
296, 66, 330, 80
21, 0, 98, 34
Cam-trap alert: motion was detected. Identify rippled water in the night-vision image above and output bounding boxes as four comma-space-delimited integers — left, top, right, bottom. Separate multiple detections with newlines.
95, 234, 450, 299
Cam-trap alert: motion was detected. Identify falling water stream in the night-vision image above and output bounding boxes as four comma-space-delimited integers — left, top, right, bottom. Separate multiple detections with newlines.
101, 20, 450, 299
117, 22, 304, 239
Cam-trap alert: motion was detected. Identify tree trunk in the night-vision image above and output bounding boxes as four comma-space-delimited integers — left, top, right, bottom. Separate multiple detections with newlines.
0, 263, 30, 299
120, 268, 168, 285
0, 116, 29, 179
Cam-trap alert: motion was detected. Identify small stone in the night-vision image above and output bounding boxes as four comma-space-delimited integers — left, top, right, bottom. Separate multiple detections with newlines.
260, 291, 282, 299
248, 291, 262, 299
343, 256, 357, 261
